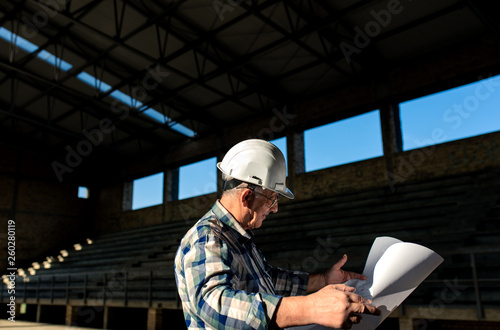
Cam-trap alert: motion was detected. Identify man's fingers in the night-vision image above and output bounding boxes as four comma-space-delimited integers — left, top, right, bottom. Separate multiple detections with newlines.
364, 304, 381, 315
351, 302, 381, 316
333, 254, 348, 269
333, 284, 356, 292
349, 314, 363, 324
346, 271, 367, 281
343, 314, 362, 329
345, 291, 370, 303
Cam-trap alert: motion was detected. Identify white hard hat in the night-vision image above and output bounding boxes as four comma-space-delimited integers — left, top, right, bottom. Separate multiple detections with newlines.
217, 139, 294, 199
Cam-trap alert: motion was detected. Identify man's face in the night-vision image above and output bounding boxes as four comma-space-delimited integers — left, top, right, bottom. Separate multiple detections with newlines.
247, 189, 279, 229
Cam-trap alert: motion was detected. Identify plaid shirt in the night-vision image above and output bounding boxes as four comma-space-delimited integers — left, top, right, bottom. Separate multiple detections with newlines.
174, 200, 309, 329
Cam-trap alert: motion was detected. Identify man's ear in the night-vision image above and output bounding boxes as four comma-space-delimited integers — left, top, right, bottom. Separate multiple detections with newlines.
240, 188, 253, 208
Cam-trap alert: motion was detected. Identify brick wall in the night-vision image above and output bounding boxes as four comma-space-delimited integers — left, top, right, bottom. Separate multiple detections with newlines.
0, 145, 90, 270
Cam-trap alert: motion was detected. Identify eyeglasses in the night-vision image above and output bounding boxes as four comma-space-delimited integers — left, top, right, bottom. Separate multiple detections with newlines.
238, 184, 280, 209
254, 190, 280, 209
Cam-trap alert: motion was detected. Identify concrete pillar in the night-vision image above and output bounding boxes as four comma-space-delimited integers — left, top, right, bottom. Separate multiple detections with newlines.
65, 305, 78, 326
216, 153, 224, 198
215, 134, 229, 199
147, 308, 163, 330
286, 131, 305, 192
379, 103, 403, 190
122, 181, 133, 211
163, 168, 179, 223
165, 168, 179, 202
380, 103, 403, 156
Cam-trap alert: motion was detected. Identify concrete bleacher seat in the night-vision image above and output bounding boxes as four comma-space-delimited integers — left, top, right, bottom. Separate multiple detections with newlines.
5, 219, 191, 308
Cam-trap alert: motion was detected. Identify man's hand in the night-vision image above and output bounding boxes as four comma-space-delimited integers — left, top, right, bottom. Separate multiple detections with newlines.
324, 254, 366, 285
275, 284, 380, 329
307, 254, 365, 293
305, 284, 380, 329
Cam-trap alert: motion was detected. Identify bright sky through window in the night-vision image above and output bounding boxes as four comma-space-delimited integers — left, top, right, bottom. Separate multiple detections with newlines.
179, 158, 217, 200
305, 110, 383, 172
0, 27, 195, 137
400, 75, 500, 151
270, 137, 287, 163
78, 186, 89, 199
132, 173, 164, 210
270, 137, 287, 175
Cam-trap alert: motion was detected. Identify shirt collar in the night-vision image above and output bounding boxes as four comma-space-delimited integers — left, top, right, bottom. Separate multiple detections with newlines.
212, 200, 253, 242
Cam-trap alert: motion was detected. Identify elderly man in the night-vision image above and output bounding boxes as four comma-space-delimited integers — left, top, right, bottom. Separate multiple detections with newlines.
174, 139, 380, 329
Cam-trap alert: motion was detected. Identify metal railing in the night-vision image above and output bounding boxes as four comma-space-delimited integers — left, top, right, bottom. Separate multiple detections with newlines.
415, 247, 500, 319
1, 248, 499, 316
1, 267, 178, 308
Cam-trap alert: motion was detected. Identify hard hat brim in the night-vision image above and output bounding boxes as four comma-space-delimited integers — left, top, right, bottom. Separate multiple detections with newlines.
276, 188, 294, 199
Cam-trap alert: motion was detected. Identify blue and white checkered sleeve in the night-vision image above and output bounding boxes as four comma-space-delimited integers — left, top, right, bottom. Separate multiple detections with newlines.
269, 266, 309, 297
183, 233, 283, 329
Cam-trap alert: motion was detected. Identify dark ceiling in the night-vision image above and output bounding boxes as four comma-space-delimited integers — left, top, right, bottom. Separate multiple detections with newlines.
0, 0, 498, 181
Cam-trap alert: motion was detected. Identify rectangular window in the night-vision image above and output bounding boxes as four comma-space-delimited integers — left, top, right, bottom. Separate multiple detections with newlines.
304, 110, 383, 172
400, 75, 500, 151
270, 137, 287, 174
179, 157, 217, 200
78, 186, 89, 199
132, 172, 164, 210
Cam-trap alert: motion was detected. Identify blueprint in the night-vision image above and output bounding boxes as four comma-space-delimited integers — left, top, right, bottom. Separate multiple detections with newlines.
291, 236, 444, 330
